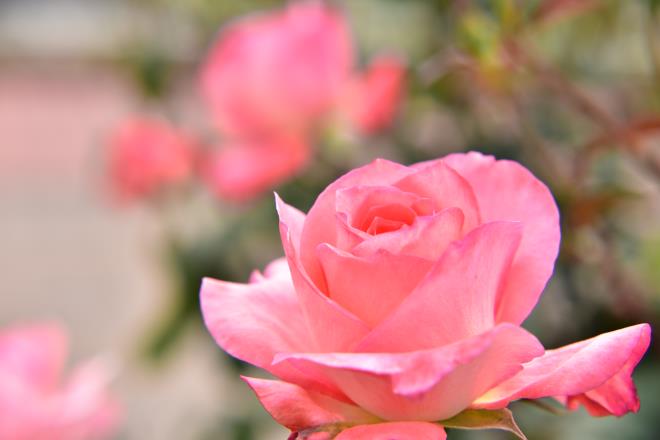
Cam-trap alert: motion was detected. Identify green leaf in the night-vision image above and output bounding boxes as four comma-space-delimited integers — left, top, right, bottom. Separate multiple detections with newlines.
440, 408, 527, 440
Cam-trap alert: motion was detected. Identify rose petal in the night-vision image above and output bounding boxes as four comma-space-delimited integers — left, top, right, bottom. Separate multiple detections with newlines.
340, 56, 406, 135
200, 2, 353, 137
443, 152, 560, 325
317, 245, 433, 327
242, 377, 375, 432
473, 323, 651, 417
359, 222, 522, 352
108, 117, 195, 201
351, 208, 464, 262
276, 195, 370, 352
396, 159, 481, 232
276, 324, 543, 422
203, 137, 309, 202
300, 159, 413, 289
335, 422, 446, 440
200, 258, 338, 396
335, 185, 430, 233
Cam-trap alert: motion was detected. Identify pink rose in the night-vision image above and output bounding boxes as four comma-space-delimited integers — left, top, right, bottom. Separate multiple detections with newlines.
340, 57, 406, 134
107, 117, 196, 201
199, 2, 406, 200
0, 323, 120, 440
202, 136, 309, 202
201, 152, 651, 438
200, 2, 353, 138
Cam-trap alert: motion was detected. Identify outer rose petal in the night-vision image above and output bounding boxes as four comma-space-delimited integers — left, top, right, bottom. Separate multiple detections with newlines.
276, 324, 543, 422
300, 159, 412, 290
203, 136, 308, 201
341, 57, 406, 134
474, 324, 651, 416
359, 222, 522, 352
242, 377, 376, 432
200, 2, 352, 137
276, 195, 370, 352
443, 152, 560, 325
200, 258, 337, 396
336, 422, 446, 440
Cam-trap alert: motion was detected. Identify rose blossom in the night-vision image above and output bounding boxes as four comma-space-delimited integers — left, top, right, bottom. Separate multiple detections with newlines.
0, 323, 120, 440
200, 152, 651, 438
202, 136, 309, 202
199, 1, 405, 200
107, 117, 196, 201
339, 57, 406, 134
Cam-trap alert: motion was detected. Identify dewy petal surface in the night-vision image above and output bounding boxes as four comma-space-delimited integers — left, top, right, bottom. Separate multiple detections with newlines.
474, 323, 651, 416
276, 195, 370, 352
335, 422, 446, 440
359, 222, 522, 352
276, 324, 543, 422
443, 152, 560, 325
242, 377, 376, 432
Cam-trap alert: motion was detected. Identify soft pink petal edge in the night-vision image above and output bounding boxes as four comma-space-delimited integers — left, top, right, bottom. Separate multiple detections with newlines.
474, 323, 651, 417
242, 376, 376, 432
199, 258, 342, 398
442, 151, 561, 326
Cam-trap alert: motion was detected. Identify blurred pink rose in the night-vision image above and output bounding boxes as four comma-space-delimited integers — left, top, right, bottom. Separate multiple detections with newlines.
202, 136, 309, 202
0, 323, 120, 440
107, 117, 196, 201
340, 57, 406, 134
201, 152, 651, 438
199, 1, 405, 200
200, 1, 353, 138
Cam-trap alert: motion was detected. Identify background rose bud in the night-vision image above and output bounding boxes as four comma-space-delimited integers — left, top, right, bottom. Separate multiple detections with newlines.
107, 117, 196, 201
0, 323, 120, 440
201, 152, 651, 438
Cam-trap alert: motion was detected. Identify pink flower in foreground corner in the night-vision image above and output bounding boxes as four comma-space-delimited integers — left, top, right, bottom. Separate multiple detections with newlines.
107, 117, 196, 202
200, 152, 651, 439
0, 323, 120, 440
199, 1, 405, 201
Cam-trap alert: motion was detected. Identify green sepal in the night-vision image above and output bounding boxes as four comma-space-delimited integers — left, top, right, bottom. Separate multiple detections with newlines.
439, 408, 527, 440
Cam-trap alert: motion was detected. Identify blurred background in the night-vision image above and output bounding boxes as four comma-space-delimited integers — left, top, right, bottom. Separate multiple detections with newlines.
1, 0, 659, 439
